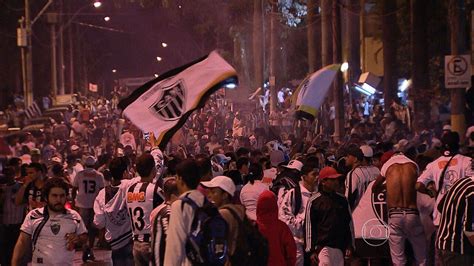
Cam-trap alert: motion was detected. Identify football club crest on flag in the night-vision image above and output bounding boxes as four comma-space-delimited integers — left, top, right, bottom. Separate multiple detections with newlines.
119, 51, 238, 149
149, 79, 186, 121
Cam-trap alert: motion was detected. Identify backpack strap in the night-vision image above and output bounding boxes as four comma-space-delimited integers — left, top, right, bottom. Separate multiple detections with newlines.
221, 206, 243, 223
436, 155, 456, 200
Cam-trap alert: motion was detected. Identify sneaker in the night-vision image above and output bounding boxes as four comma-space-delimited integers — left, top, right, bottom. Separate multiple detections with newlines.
82, 248, 95, 262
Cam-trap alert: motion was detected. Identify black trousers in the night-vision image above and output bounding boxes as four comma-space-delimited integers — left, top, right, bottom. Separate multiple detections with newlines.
0, 224, 21, 266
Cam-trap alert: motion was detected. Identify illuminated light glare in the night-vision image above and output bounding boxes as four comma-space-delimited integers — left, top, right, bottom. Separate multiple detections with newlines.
178, 5, 182, 9
399, 79, 412, 92
156, 56, 162, 62
93, 1, 102, 8
353, 85, 371, 96
340, 62, 349, 72
225, 83, 237, 89
361, 83, 376, 94
161, 42, 168, 47
104, 16, 110, 21
154, 74, 159, 78
112, 69, 117, 73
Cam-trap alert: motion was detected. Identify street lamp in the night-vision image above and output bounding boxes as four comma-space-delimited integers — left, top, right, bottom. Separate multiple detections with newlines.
161, 42, 167, 48
340, 62, 349, 72
93, 1, 102, 8
156, 56, 162, 62
112, 69, 117, 73
154, 74, 159, 78
104, 16, 110, 22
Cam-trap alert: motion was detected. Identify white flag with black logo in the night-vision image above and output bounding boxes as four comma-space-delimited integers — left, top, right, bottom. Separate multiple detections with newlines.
118, 51, 238, 149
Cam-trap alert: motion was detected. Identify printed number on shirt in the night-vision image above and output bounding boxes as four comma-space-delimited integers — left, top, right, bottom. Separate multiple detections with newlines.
82, 180, 97, 194
129, 206, 145, 231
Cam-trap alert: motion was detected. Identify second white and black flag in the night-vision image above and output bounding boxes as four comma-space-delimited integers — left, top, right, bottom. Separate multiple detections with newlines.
118, 50, 238, 149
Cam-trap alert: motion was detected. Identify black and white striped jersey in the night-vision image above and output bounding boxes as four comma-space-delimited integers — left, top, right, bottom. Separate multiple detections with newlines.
436, 177, 474, 255
126, 182, 164, 242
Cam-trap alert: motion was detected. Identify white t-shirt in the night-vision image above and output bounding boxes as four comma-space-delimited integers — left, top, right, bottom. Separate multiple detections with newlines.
21, 207, 87, 266
345, 165, 381, 210
73, 168, 105, 208
262, 168, 278, 187
417, 154, 473, 225
240, 181, 269, 221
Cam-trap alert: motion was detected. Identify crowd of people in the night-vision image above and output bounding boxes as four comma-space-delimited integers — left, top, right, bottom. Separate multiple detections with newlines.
0, 89, 473, 266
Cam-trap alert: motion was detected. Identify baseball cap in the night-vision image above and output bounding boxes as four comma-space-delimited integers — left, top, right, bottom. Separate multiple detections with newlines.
442, 125, 452, 131
394, 139, 409, 152
200, 175, 236, 197
84, 156, 96, 166
270, 150, 285, 167
71, 145, 80, 151
51, 156, 62, 163
319, 166, 342, 179
283, 160, 303, 172
360, 145, 373, 158
30, 148, 41, 156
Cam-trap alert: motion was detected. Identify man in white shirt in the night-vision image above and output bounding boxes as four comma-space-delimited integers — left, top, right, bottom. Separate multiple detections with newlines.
279, 161, 318, 266
93, 156, 134, 266
72, 155, 105, 262
164, 159, 204, 266
416, 132, 473, 265
12, 178, 87, 266
344, 146, 374, 211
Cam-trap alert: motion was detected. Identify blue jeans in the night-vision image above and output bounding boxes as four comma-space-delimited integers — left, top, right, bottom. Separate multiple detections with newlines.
112, 240, 134, 266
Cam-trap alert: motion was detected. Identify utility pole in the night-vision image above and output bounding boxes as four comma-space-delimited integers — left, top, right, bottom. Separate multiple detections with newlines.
321, 0, 333, 135
24, 0, 34, 107
307, 0, 321, 73
47, 13, 59, 97
252, 0, 263, 92
333, 0, 344, 140
448, 0, 467, 138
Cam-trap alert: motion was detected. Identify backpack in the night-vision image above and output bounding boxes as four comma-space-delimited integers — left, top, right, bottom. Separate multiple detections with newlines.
271, 170, 302, 216
181, 195, 228, 266
222, 207, 269, 266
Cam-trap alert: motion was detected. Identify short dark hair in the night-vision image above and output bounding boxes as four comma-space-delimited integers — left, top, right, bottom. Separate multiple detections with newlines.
246, 163, 263, 184
7, 157, 22, 167
195, 154, 212, 179
42, 177, 69, 200
176, 159, 201, 189
136, 153, 155, 178
51, 164, 64, 176
27, 162, 44, 173
109, 157, 129, 181
236, 157, 250, 170
441, 131, 460, 153
301, 156, 319, 175
163, 178, 178, 199
236, 147, 250, 158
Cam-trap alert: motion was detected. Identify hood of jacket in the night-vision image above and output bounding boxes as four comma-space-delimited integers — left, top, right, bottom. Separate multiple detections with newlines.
256, 190, 278, 224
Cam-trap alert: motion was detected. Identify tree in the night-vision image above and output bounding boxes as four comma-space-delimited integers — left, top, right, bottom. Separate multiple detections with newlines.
411, 0, 430, 130
253, 0, 264, 91
382, 0, 398, 111
307, 0, 321, 73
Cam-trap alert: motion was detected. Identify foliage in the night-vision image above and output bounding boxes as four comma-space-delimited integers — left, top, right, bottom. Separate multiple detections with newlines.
277, 0, 308, 27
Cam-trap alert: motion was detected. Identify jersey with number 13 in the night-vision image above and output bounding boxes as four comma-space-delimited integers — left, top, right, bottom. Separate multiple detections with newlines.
127, 182, 164, 242
73, 168, 105, 208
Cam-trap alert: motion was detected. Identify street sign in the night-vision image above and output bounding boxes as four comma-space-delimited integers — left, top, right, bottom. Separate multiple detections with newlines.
445, 54, 472, 88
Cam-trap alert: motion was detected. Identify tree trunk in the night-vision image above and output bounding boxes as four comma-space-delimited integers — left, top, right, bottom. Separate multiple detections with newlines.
345, 0, 361, 84
333, 0, 345, 140
307, 0, 321, 73
448, 0, 467, 138
252, 0, 264, 91
411, 0, 430, 131
382, 0, 398, 111
321, 0, 333, 67
269, 2, 278, 113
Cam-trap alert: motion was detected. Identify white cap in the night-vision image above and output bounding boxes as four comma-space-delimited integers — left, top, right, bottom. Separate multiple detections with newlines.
200, 176, 236, 197
443, 125, 452, 131
394, 139, 409, 152
360, 145, 374, 158
283, 160, 303, 172
466, 125, 474, 138
84, 156, 96, 166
